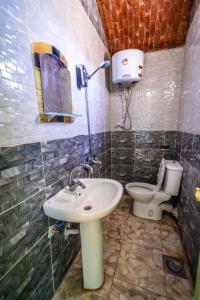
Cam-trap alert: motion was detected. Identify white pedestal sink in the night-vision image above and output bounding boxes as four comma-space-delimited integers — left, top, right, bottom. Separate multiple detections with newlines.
43, 178, 123, 289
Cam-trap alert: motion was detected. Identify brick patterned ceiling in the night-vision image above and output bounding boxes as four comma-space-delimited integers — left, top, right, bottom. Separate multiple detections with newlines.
96, 0, 193, 55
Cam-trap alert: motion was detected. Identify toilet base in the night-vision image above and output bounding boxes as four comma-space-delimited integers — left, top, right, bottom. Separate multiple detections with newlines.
133, 201, 163, 220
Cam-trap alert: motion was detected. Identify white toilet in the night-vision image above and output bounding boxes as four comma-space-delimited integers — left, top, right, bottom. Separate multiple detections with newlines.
125, 159, 183, 220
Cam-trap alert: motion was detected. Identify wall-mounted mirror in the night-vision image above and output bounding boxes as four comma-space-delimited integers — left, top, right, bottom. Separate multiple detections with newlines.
31, 42, 81, 123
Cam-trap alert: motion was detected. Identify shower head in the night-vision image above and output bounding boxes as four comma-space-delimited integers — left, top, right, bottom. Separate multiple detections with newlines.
99, 60, 111, 69
76, 60, 111, 88
88, 60, 111, 79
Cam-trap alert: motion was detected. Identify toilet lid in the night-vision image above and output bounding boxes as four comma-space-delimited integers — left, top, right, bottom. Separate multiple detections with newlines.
157, 158, 166, 190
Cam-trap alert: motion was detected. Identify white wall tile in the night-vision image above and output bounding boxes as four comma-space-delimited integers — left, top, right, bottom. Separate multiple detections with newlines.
0, 0, 110, 146
110, 48, 184, 132
178, 5, 200, 134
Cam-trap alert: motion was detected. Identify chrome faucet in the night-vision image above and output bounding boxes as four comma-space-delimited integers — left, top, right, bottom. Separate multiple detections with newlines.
68, 163, 93, 192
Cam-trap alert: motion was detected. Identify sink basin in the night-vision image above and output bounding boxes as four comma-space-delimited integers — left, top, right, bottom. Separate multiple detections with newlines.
43, 178, 123, 290
43, 178, 123, 222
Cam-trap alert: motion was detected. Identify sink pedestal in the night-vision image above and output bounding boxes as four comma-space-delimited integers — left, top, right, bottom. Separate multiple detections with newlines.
80, 220, 104, 289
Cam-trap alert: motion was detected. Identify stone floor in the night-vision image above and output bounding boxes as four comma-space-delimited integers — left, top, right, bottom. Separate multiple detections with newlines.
53, 195, 194, 299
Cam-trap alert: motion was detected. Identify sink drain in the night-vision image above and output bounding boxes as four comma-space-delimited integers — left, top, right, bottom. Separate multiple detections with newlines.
83, 205, 92, 211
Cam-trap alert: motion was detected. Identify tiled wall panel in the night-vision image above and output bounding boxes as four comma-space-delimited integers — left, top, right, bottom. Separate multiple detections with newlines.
79, 0, 107, 47
53, 235, 81, 291
0, 132, 111, 299
176, 132, 200, 281
110, 48, 184, 195
0, 0, 109, 298
110, 48, 184, 132
0, 143, 45, 212
111, 130, 176, 186
178, 3, 200, 134
0, 0, 110, 147
176, 0, 200, 283
0, 234, 53, 300
0, 190, 47, 278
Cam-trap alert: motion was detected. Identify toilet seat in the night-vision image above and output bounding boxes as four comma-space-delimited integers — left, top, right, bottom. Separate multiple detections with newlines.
126, 182, 156, 203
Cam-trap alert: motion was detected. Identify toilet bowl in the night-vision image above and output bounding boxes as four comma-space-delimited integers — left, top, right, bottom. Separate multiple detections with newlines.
126, 182, 156, 202
125, 159, 183, 220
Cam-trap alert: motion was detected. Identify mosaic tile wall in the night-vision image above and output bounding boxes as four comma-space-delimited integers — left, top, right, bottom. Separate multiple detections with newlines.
176, 0, 200, 282
79, 0, 107, 47
0, 0, 110, 147
110, 47, 184, 132
178, 5, 200, 134
0, 132, 111, 299
176, 132, 200, 281
0, 1, 111, 297
110, 48, 185, 215
111, 130, 176, 186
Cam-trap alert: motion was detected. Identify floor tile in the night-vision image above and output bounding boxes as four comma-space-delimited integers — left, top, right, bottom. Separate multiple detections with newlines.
161, 225, 185, 258
52, 194, 194, 300
53, 264, 113, 300
161, 214, 179, 230
103, 209, 129, 241
165, 273, 194, 299
115, 242, 166, 296
118, 194, 132, 214
123, 215, 162, 249
74, 237, 121, 277
73, 251, 82, 266
109, 278, 167, 300
103, 237, 122, 277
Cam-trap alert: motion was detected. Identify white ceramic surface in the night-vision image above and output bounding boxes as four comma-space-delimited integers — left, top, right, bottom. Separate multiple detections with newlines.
43, 178, 123, 223
43, 178, 123, 290
80, 219, 104, 289
125, 159, 183, 221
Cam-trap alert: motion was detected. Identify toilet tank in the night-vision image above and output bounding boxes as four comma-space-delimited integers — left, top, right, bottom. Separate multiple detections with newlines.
163, 160, 183, 196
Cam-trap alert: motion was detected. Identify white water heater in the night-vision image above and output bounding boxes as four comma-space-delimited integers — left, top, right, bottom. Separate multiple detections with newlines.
112, 49, 144, 85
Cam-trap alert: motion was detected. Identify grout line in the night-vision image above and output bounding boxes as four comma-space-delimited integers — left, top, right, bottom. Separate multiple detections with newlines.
0, 166, 68, 218
41, 144, 56, 293
112, 238, 123, 281
110, 132, 113, 179
0, 231, 48, 282
40, 141, 47, 189
113, 202, 168, 296
0, 188, 45, 217
41, 152, 69, 164
48, 218, 55, 293
134, 131, 136, 180
46, 175, 68, 191
0, 131, 110, 148
108, 203, 169, 297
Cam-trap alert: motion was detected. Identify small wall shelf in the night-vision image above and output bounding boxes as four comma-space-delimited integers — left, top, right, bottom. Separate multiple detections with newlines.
39, 112, 82, 123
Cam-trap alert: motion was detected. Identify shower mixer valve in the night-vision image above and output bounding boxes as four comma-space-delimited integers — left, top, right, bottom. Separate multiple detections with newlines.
86, 155, 102, 167
76, 60, 111, 89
